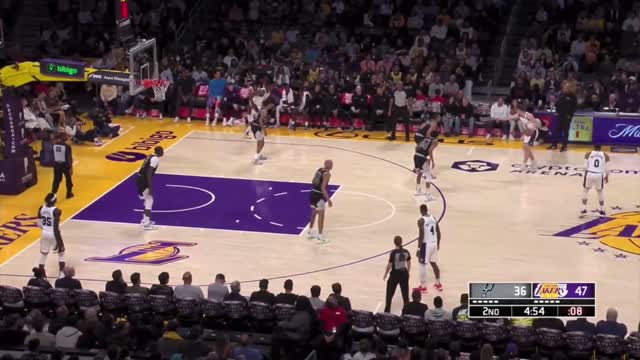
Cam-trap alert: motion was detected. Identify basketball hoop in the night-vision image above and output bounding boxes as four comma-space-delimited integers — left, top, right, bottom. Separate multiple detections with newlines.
142, 79, 171, 102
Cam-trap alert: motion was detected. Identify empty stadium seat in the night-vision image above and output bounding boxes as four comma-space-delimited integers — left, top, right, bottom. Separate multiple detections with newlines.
22, 286, 51, 310
50, 288, 75, 307
0, 285, 25, 312
350, 310, 375, 339
595, 334, 627, 359
375, 312, 402, 344
74, 289, 100, 314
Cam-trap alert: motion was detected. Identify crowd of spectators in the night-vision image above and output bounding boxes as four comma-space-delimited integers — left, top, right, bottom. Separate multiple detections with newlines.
0, 266, 637, 359
509, 0, 640, 114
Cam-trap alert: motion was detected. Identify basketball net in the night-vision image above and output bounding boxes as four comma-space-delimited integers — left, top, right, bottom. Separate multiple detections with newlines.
142, 79, 171, 102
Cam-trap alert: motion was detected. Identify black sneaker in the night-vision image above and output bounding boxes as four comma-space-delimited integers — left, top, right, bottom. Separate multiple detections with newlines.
66, 193, 74, 199
598, 209, 606, 216
579, 209, 587, 217
559, 146, 567, 152
547, 144, 558, 150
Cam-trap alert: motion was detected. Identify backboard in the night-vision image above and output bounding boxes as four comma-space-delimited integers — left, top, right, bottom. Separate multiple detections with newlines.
128, 38, 158, 95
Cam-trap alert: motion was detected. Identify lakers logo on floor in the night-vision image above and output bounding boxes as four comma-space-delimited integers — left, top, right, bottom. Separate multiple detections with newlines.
554, 211, 640, 256
85, 241, 197, 265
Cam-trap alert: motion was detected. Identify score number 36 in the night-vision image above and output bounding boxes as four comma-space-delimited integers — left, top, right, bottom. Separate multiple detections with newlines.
515, 286, 527, 296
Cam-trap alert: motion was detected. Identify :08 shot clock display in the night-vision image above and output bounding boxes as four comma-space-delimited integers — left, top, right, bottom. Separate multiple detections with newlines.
468, 282, 596, 318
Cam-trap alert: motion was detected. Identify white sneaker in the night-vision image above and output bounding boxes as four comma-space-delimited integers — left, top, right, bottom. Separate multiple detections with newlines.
143, 223, 157, 231
93, 138, 103, 146
415, 188, 424, 196
501, 135, 507, 140
174, 117, 179, 122
509, 135, 515, 140
485, 133, 491, 139
222, 118, 228, 126
140, 220, 156, 225
307, 230, 317, 240
254, 159, 263, 165
259, 154, 267, 160
187, 117, 191, 123
159, 114, 163, 120
425, 193, 435, 202
205, 118, 210, 126
317, 234, 329, 244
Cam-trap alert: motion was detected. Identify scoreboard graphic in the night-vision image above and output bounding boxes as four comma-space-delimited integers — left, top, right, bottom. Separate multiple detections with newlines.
469, 282, 596, 318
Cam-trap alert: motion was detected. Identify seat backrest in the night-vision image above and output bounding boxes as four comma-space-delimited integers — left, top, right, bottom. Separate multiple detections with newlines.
50, 288, 75, 307
402, 314, 426, 334
74, 289, 99, 307
375, 312, 401, 330
564, 331, 594, 351
0, 285, 24, 305
426, 319, 453, 336
249, 301, 274, 320
274, 303, 295, 322
536, 328, 565, 348
176, 297, 202, 316
202, 299, 225, 318
99, 291, 125, 310
481, 321, 508, 342
149, 295, 175, 314
454, 320, 481, 339
224, 300, 248, 319
627, 336, 640, 358
124, 293, 148, 312
22, 286, 50, 304
351, 310, 375, 329
510, 325, 537, 346
595, 334, 627, 355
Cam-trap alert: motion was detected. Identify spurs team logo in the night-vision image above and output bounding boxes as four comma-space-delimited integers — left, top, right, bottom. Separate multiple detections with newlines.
554, 211, 640, 256
85, 241, 197, 265
451, 160, 499, 173
533, 283, 569, 298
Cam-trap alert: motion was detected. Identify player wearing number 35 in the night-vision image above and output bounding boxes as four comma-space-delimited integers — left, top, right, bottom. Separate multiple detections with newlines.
38, 193, 66, 278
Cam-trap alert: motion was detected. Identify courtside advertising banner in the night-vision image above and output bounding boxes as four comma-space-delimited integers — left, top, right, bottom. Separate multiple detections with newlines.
568, 115, 593, 142
2, 94, 25, 158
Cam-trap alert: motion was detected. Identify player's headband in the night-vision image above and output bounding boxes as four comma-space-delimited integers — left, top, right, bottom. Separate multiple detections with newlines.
50, 194, 57, 202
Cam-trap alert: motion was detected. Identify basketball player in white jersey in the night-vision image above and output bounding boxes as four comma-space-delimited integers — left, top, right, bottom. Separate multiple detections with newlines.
413, 130, 439, 202
516, 104, 542, 169
308, 159, 334, 243
136, 146, 164, 230
38, 193, 66, 277
248, 87, 268, 139
581, 145, 610, 217
415, 204, 441, 293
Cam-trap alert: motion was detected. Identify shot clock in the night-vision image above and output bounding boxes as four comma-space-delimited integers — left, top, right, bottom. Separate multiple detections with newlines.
468, 282, 596, 318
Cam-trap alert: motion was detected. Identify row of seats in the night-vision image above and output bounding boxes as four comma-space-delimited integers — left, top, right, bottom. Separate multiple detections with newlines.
3, 286, 639, 358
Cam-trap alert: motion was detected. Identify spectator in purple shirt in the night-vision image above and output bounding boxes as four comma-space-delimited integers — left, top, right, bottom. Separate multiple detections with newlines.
596, 308, 628, 338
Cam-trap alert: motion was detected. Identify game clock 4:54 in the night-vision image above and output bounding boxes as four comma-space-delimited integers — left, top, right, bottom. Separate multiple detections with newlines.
512, 306, 558, 317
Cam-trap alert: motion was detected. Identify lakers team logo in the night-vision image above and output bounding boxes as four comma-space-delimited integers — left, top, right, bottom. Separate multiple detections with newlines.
533, 283, 569, 298
554, 211, 640, 256
86, 241, 197, 265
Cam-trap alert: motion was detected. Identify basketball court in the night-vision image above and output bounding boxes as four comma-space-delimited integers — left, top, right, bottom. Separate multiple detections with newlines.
0, 121, 638, 326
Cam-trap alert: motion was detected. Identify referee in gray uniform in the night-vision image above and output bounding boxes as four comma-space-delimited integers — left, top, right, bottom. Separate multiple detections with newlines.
383, 235, 411, 312
52, 135, 74, 199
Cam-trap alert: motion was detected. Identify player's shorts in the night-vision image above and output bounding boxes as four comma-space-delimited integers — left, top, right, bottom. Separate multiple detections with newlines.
419, 242, 438, 263
136, 177, 154, 209
522, 129, 538, 146
413, 154, 427, 171
251, 123, 264, 141
309, 191, 326, 210
40, 232, 57, 254
584, 172, 605, 190
207, 96, 222, 108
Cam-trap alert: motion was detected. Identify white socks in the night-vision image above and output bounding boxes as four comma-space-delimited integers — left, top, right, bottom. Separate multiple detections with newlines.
420, 264, 427, 286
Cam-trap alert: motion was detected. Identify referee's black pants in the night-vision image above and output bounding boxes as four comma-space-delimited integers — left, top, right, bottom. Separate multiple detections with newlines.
390, 105, 410, 141
52, 162, 73, 196
384, 270, 409, 313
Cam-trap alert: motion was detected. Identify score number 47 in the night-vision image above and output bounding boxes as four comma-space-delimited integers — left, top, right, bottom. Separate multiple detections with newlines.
574, 286, 588, 296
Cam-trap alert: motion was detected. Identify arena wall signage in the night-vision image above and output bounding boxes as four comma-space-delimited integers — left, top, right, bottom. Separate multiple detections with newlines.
39, 58, 85, 79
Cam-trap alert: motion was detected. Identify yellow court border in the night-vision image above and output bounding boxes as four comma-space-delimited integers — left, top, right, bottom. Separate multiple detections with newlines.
0, 117, 635, 266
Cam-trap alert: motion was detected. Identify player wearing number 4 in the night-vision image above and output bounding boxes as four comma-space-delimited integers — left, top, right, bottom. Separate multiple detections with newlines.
581, 145, 610, 217
38, 193, 66, 278
415, 204, 442, 293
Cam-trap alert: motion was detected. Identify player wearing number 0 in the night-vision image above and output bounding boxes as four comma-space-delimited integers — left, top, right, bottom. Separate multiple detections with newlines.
38, 193, 66, 278
308, 160, 334, 243
136, 146, 164, 230
415, 204, 442, 293
581, 145, 610, 217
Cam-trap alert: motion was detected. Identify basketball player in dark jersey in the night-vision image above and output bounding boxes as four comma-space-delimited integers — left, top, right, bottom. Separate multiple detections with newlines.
308, 159, 334, 243
413, 130, 439, 201
252, 89, 276, 165
38, 193, 65, 277
136, 146, 164, 230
